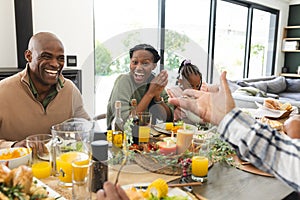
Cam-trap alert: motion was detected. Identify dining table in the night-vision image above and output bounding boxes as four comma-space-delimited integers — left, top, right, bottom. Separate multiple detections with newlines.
41, 151, 295, 200
40, 120, 298, 200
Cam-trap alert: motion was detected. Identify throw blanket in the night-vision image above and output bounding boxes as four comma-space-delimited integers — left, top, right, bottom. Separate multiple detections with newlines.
234, 86, 267, 97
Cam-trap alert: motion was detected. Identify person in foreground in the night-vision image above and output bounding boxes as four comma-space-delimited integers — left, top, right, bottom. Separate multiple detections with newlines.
0, 32, 90, 148
106, 44, 173, 128
168, 71, 300, 192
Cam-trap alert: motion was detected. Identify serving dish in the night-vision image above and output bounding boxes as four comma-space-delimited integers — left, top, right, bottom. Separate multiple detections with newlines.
0, 147, 31, 169
229, 155, 273, 177
33, 177, 67, 200
122, 183, 192, 200
254, 101, 296, 119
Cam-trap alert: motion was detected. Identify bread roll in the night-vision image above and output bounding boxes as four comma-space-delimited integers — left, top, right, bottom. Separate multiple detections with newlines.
263, 98, 281, 110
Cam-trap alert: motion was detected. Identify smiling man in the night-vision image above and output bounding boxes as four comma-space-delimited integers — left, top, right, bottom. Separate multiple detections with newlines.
0, 32, 90, 148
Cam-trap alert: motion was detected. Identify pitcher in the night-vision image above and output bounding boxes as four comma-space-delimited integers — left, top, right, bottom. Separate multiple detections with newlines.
51, 118, 94, 186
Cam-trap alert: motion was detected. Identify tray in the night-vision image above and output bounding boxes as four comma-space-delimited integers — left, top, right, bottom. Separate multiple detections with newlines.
230, 155, 273, 177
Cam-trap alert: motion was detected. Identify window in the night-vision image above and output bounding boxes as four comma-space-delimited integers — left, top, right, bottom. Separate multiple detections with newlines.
94, 0, 279, 129
248, 8, 277, 78
94, 0, 158, 129
214, 1, 248, 80
213, 0, 278, 81
165, 0, 210, 85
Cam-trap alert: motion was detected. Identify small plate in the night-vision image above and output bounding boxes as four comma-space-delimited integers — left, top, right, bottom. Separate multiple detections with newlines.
254, 101, 294, 119
33, 177, 66, 200
153, 123, 197, 135
122, 183, 192, 200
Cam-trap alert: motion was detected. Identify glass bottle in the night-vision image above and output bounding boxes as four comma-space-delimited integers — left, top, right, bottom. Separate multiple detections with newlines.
130, 99, 139, 145
112, 101, 124, 148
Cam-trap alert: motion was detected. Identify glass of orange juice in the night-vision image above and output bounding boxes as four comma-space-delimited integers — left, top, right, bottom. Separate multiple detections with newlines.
72, 158, 93, 200
51, 118, 94, 187
26, 134, 52, 179
191, 135, 209, 182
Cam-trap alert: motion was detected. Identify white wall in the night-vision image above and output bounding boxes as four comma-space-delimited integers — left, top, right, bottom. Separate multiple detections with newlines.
290, 0, 300, 4
0, 0, 17, 68
32, 0, 95, 117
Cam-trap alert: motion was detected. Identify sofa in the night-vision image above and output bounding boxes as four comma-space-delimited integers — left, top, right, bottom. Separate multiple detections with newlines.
228, 76, 300, 110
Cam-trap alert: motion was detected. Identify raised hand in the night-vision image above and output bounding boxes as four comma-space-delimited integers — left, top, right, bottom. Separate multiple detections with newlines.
148, 70, 168, 98
168, 71, 235, 125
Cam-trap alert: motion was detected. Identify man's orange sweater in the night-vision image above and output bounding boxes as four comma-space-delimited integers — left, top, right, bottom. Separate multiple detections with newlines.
0, 68, 90, 148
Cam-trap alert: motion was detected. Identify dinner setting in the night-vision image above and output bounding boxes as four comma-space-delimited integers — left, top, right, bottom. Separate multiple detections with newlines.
0, 110, 295, 200
0, 27, 300, 200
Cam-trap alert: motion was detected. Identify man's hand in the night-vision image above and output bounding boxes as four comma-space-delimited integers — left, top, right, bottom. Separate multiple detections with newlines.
168, 71, 235, 125
96, 182, 129, 200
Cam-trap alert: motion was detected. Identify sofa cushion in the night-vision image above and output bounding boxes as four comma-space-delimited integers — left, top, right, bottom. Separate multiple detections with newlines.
249, 81, 267, 93
286, 78, 300, 92
279, 92, 300, 101
266, 76, 286, 94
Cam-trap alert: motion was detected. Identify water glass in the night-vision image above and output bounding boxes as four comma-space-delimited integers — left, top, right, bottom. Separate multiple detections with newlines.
26, 134, 52, 179
191, 135, 209, 182
72, 159, 92, 200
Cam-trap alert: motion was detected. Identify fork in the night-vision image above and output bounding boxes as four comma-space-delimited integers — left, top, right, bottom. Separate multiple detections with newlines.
114, 150, 128, 185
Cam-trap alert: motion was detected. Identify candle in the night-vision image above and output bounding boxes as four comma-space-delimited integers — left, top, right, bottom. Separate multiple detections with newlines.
158, 141, 176, 155
176, 129, 194, 154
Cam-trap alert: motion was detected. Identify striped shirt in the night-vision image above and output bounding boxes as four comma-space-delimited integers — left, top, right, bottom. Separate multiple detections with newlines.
218, 108, 300, 192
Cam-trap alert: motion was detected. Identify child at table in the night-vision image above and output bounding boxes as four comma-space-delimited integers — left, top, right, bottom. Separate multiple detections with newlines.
167, 59, 215, 124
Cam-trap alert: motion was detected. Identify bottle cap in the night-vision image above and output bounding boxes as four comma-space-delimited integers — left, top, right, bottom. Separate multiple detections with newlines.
91, 140, 108, 161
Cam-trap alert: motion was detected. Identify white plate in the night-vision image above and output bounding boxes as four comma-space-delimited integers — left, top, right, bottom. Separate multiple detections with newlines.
154, 123, 197, 135
122, 183, 192, 200
33, 177, 66, 200
254, 101, 296, 118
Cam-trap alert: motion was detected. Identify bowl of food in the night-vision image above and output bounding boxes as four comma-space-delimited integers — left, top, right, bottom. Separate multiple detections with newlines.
0, 147, 31, 169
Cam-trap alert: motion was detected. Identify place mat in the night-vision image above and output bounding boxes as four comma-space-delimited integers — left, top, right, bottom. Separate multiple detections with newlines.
41, 176, 99, 200
231, 155, 274, 177
41, 176, 72, 200
134, 152, 213, 176
134, 153, 182, 175
109, 164, 180, 186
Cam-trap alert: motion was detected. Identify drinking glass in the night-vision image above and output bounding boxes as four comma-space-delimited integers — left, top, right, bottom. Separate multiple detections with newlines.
132, 112, 152, 144
72, 159, 92, 200
51, 118, 94, 187
191, 135, 209, 182
26, 134, 52, 179
176, 128, 194, 154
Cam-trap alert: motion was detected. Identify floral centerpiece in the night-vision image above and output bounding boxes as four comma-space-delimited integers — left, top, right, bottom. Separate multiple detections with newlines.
109, 118, 236, 176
